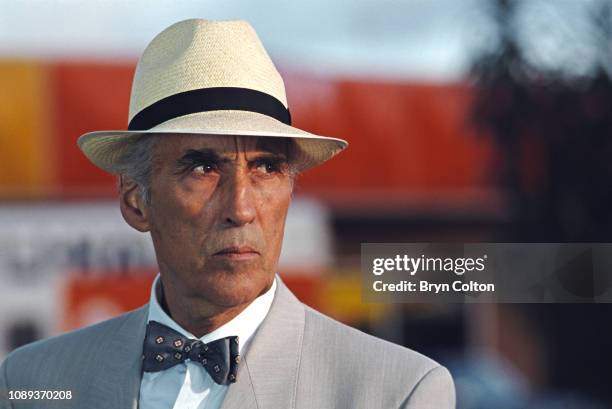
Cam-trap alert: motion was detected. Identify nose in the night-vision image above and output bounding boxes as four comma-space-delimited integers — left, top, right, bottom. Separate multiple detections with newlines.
221, 168, 256, 227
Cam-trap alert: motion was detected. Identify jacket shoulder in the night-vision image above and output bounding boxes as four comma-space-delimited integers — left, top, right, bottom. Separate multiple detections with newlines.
299, 305, 454, 408
1, 304, 148, 386
303, 304, 441, 373
7, 304, 147, 359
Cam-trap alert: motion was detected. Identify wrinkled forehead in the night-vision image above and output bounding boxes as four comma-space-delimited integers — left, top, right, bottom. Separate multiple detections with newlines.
154, 134, 291, 160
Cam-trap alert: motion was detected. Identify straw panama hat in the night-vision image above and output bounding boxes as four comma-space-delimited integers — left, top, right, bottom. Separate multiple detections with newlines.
77, 18, 348, 173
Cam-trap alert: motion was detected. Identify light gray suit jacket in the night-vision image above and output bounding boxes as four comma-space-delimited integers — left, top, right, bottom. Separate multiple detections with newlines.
0, 276, 455, 409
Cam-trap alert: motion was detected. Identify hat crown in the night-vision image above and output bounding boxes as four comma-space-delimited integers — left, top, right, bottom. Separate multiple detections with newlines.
129, 19, 287, 122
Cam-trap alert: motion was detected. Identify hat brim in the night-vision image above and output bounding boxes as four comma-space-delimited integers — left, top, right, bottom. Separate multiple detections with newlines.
77, 110, 348, 173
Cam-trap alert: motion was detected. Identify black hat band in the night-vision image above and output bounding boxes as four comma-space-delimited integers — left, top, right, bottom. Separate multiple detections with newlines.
128, 87, 292, 131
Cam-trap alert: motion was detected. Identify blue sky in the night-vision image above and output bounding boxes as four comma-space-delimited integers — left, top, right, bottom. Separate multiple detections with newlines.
0, 0, 494, 81
0, 0, 601, 81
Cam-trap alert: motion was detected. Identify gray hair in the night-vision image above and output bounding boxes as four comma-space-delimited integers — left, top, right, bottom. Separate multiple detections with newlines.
116, 134, 158, 206
116, 134, 300, 207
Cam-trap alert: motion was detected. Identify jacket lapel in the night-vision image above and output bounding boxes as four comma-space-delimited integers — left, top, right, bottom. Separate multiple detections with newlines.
220, 275, 305, 409
85, 304, 148, 409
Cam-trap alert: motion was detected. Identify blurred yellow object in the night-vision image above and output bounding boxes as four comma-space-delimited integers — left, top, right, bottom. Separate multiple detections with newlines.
0, 62, 54, 197
319, 271, 389, 324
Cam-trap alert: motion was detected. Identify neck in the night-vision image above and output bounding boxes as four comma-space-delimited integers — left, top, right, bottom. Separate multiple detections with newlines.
156, 276, 253, 338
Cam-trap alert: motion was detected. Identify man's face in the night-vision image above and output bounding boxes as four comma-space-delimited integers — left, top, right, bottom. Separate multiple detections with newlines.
144, 134, 293, 310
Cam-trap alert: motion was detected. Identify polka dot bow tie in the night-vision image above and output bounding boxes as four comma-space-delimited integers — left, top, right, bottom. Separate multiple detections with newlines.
142, 320, 240, 385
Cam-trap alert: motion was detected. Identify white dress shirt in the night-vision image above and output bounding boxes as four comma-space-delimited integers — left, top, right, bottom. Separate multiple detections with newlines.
139, 273, 277, 409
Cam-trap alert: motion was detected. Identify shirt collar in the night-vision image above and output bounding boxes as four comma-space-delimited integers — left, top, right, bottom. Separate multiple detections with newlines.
146, 272, 277, 354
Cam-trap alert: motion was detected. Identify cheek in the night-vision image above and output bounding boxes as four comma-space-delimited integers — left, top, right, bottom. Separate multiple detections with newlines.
149, 183, 214, 258
259, 183, 292, 256
153, 177, 216, 223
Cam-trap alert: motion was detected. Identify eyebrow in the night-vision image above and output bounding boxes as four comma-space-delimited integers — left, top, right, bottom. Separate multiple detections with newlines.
249, 151, 289, 162
174, 149, 227, 171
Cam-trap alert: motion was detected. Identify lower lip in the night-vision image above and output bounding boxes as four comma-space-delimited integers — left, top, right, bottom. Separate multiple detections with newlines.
213, 252, 259, 261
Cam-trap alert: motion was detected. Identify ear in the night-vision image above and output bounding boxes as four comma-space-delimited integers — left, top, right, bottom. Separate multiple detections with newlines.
119, 174, 151, 232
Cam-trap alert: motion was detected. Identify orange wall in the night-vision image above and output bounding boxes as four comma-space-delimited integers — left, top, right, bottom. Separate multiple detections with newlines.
0, 61, 493, 203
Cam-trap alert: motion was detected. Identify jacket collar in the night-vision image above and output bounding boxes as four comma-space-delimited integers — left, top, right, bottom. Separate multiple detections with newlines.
220, 275, 305, 409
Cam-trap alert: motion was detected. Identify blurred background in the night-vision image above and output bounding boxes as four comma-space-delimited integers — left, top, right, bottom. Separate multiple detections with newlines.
1, 0, 612, 407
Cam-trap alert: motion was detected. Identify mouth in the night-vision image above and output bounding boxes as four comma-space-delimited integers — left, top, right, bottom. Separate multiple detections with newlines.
212, 246, 260, 261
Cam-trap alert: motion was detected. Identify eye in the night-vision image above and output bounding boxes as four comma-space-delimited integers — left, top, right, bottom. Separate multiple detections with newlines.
254, 158, 285, 175
191, 162, 218, 175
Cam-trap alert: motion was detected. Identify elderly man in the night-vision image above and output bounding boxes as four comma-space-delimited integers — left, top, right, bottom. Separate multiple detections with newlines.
0, 19, 455, 409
